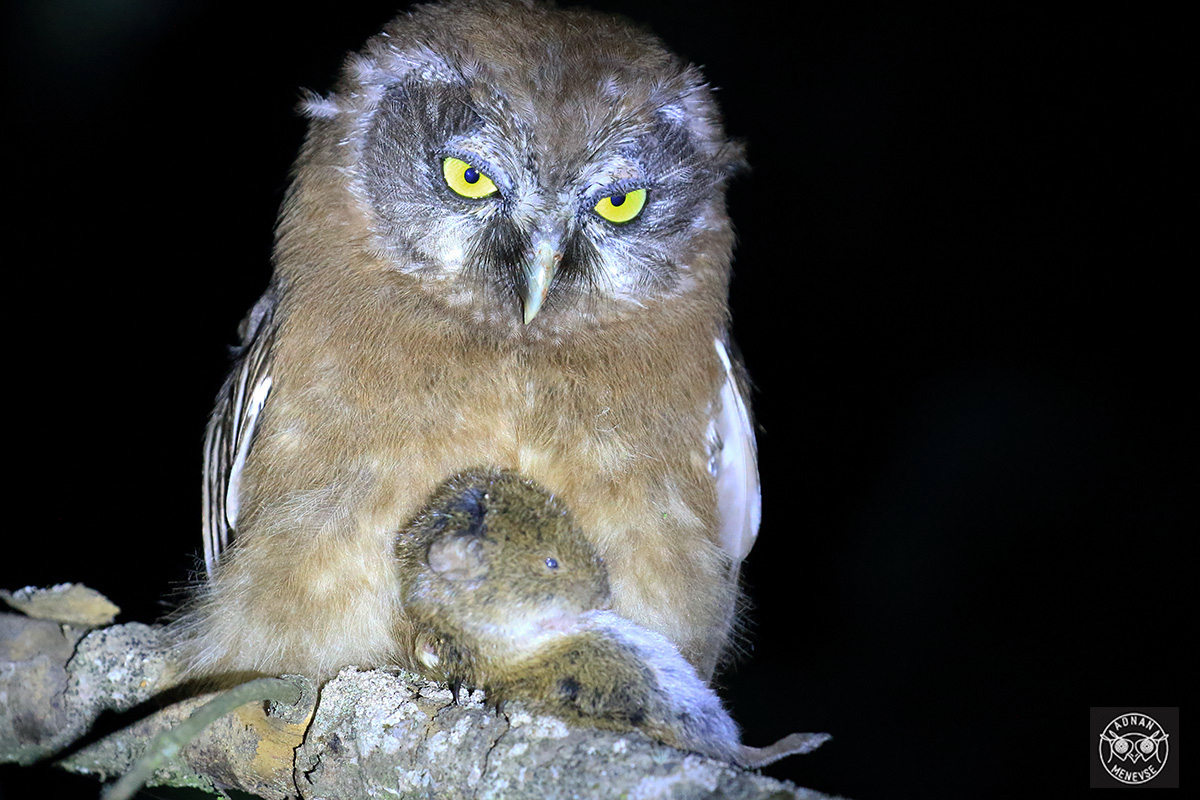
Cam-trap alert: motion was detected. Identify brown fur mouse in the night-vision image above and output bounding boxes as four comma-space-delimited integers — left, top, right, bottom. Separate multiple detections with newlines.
396, 469, 828, 768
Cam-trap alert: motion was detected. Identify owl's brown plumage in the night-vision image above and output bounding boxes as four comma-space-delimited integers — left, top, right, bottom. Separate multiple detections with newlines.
178, 0, 758, 683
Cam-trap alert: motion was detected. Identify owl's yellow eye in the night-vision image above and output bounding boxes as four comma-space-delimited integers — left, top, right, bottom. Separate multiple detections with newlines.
443, 156, 498, 199
593, 188, 647, 224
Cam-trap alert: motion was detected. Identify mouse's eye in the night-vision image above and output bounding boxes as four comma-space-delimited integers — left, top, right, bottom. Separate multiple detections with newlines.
544, 557, 559, 570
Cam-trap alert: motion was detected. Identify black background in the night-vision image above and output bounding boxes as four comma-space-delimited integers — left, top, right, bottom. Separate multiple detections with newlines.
1, 2, 1187, 798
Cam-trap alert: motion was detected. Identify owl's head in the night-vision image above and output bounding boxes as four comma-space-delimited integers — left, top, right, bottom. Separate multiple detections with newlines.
286, 0, 745, 340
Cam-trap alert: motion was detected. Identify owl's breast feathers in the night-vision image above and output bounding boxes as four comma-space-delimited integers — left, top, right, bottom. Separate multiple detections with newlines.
240, 275, 733, 543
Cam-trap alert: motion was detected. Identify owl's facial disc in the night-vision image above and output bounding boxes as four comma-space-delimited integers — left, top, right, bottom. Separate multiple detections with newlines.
356, 31, 743, 337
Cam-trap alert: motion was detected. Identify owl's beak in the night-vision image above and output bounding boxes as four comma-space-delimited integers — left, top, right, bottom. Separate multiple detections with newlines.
522, 239, 561, 324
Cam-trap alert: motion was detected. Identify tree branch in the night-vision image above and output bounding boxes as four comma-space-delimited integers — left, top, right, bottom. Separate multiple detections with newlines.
2, 593, 839, 799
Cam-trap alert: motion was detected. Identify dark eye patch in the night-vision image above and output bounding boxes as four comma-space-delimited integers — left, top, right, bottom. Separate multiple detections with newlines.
363, 79, 484, 232
463, 215, 531, 302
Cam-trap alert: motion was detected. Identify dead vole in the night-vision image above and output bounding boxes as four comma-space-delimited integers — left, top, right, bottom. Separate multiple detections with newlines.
396, 469, 828, 768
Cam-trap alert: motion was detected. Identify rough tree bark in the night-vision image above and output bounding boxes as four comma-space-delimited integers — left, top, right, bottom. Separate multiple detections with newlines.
1, 587, 838, 799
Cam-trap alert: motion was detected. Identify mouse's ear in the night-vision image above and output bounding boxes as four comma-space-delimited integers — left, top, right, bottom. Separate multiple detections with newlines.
427, 533, 489, 580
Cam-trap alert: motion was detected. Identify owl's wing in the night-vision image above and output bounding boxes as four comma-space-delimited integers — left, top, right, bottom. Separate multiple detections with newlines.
711, 337, 761, 563
202, 286, 278, 577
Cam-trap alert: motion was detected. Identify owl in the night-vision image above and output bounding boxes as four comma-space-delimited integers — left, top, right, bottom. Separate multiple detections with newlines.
1101, 731, 1168, 763
180, 0, 758, 683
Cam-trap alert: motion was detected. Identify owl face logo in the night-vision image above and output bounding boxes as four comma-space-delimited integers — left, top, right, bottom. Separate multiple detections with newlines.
1098, 713, 1169, 784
